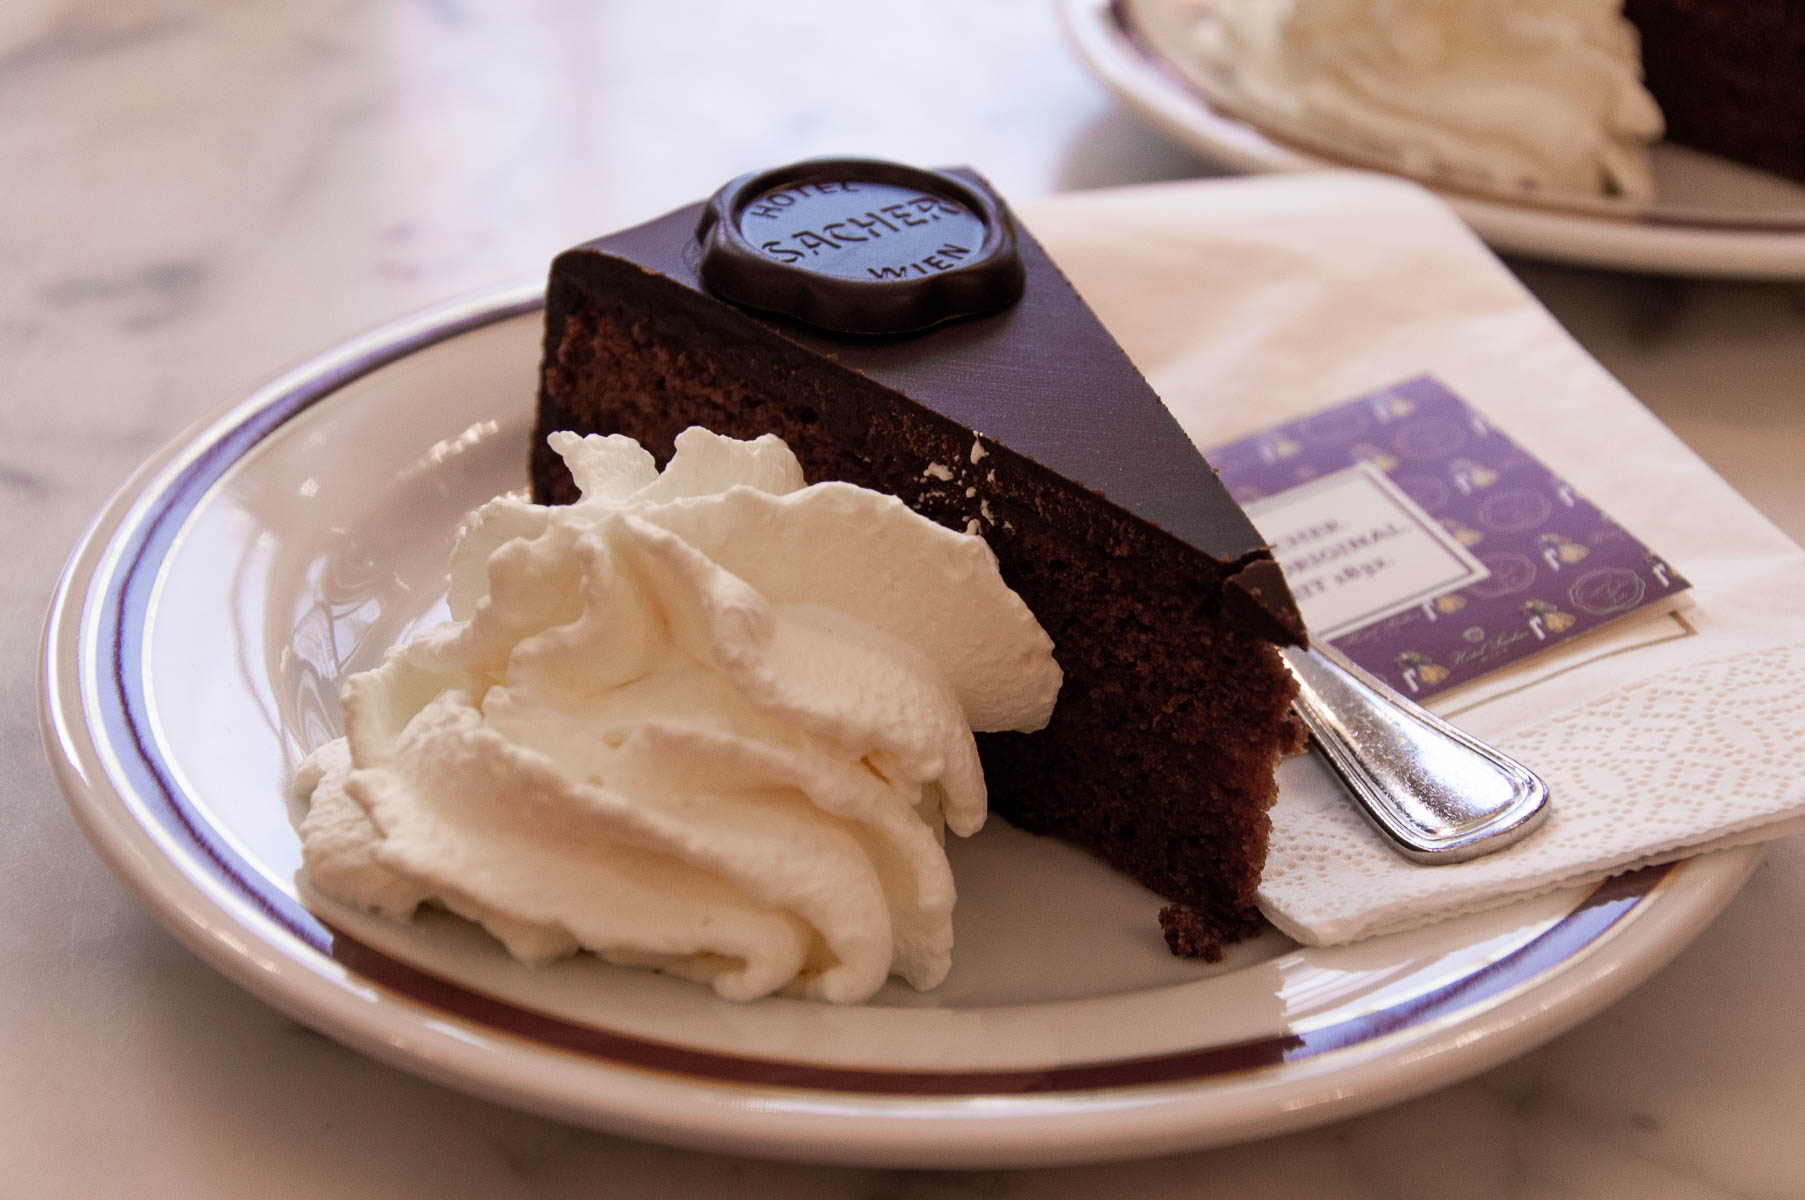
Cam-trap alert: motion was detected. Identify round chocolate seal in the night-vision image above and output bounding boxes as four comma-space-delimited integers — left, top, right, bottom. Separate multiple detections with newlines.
696, 158, 1024, 335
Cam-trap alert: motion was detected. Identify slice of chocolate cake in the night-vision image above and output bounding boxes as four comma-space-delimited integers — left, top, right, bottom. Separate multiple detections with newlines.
531, 159, 1305, 960
1625, 0, 1805, 185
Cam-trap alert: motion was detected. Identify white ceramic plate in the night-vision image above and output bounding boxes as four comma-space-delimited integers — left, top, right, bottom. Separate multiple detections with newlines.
40, 289, 1760, 1168
1063, 0, 1805, 278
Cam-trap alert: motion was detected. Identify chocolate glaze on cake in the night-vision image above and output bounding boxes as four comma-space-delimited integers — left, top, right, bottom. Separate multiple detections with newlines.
532, 160, 1305, 959
1625, 1, 1805, 184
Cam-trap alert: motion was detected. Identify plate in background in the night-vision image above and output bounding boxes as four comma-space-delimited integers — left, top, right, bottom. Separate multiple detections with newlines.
1063, 0, 1805, 278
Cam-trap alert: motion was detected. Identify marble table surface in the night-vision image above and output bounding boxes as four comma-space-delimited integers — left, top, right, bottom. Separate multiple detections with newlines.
6, 2, 1803, 1196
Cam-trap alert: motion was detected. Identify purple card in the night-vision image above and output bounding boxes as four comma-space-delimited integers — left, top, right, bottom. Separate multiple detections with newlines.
1207, 376, 1689, 700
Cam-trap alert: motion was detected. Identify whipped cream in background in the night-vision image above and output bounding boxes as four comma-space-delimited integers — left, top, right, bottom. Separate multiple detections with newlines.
292, 428, 1061, 1004
1189, 0, 1665, 202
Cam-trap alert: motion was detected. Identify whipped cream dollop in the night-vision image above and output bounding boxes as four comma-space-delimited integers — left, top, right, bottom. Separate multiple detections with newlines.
1189, 0, 1664, 201
293, 428, 1061, 1003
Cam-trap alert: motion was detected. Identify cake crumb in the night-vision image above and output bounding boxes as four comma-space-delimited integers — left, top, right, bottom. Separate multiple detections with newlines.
1158, 905, 1227, 962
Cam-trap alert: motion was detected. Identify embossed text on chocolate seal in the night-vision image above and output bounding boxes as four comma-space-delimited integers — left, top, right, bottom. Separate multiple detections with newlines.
696, 157, 1024, 335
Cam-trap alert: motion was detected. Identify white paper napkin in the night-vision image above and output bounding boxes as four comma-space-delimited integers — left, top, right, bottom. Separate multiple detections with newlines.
1017, 173, 1805, 945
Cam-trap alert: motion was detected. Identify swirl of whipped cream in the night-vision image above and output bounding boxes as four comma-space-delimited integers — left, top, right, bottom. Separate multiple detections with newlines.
293, 428, 1061, 1003
1190, 0, 1664, 202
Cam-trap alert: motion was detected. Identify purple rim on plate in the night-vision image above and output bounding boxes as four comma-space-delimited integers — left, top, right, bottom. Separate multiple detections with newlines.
86, 291, 1670, 1096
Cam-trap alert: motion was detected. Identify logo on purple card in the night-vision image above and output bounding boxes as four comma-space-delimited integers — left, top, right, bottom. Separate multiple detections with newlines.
1208, 376, 1689, 700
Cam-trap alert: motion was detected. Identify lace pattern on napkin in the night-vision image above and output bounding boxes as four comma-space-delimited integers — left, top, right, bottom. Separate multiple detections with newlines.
1257, 641, 1805, 944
